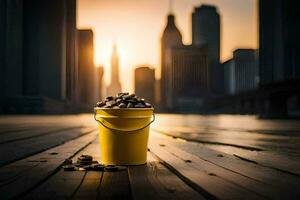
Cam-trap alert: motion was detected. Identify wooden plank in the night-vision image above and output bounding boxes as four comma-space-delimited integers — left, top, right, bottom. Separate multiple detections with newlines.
0, 130, 97, 199
150, 132, 300, 199
0, 125, 38, 135
152, 125, 300, 156
129, 152, 205, 200
152, 126, 300, 173
97, 169, 131, 200
149, 137, 267, 200
23, 138, 101, 200
206, 144, 300, 176
0, 126, 81, 144
0, 127, 96, 166
0, 115, 97, 128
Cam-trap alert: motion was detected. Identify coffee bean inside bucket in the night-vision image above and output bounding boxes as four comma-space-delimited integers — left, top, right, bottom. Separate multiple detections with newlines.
96, 93, 153, 109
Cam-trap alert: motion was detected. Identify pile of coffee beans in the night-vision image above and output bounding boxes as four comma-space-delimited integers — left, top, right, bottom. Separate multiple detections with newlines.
62, 154, 118, 172
96, 92, 153, 108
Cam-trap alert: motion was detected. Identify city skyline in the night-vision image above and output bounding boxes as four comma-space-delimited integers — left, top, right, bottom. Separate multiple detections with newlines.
78, 0, 258, 92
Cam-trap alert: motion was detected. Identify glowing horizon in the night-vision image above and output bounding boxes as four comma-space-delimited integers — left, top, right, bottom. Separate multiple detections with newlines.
78, 0, 258, 93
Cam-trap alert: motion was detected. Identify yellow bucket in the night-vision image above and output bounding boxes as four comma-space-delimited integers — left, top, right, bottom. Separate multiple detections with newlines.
94, 107, 154, 165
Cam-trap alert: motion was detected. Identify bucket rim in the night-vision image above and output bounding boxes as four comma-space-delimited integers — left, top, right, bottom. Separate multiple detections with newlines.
94, 107, 154, 111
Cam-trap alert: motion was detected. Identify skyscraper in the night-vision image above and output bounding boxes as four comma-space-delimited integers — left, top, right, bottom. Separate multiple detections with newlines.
259, 0, 300, 85
192, 5, 221, 94
65, 0, 78, 106
107, 44, 122, 96
223, 49, 259, 95
77, 29, 95, 111
161, 14, 183, 109
1, 0, 23, 98
0, 0, 78, 114
165, 45, 209, 111
135, 66, 155, 105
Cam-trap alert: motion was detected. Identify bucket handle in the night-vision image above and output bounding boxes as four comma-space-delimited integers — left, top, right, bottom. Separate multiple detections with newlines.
94, 112, 155, 132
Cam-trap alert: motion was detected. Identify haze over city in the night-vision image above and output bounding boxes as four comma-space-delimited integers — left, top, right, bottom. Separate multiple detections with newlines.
78, 0, 258, 92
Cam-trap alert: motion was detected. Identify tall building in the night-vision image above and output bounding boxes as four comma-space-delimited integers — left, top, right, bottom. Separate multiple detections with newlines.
1, 0, 23, 98
165, 45, 209, 111
107, 44, 122, 96
134, 66, 155, 105
161, 14, 183, 109
0, 0, 77, 114
259, 0, 300, 85
96, 66, 104, 101
192, 5, 221, 94
77, 29, 95, 111
65, 0, 78, 106
223, 49, 259, 95
0, 0, 4, 100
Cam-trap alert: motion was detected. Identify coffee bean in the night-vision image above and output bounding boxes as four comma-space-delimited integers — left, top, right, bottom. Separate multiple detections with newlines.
145, 103, 152, 108
79, 155, 93, 161
105, 165, 118, 172
127, 99, 137, 104
117, 92, 129, 97
96, 101, 106, 107
127, 102, 134, 108
135, 103, 146, 108
63, 164, 75, 171
106, 100, 117, 107
138, 98, 145, 102
119, 103, 126, 108
116, 98, 123, 104
106, 96, 114, 101
92, 164, 105, 171
63, 159, 73, 165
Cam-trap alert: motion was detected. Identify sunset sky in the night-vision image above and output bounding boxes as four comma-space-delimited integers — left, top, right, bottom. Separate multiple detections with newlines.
78, 0, 258, 93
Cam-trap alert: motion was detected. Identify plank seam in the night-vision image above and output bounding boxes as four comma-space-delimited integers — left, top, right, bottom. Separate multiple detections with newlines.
0, 126, 83, 145
148, 150, 218, 200
234, 154, 300, 177
153, 129, 263, 151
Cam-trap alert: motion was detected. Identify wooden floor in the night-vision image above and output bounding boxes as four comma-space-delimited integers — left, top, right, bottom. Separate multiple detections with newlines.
0, 114, 300, 200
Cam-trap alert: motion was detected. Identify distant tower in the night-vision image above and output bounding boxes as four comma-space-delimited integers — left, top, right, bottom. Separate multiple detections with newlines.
161, 13, 183, 109
192, 5, 221, 94
192, 5, 220, 63
107, 44, 122, 96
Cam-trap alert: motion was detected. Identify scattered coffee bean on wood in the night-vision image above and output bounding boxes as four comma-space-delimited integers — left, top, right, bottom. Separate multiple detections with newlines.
63, 165, 75, 171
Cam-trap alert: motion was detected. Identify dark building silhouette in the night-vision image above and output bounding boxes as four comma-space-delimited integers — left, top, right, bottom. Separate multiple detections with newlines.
161, 12, 210, 112
96, 66, 104, 101
134, 66, 155, 105
0, 0, 23, 99
259, 0, 300, 85
161, 14, 183, 110
258, 0, 300, 118
192, 5, 222, 95
77, 29, 95, 111
65, 0, 78, 107
165, 45, 209, 111
223, 49, 259, 95
107, 44, 122, 96
0, 0, 77, 113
